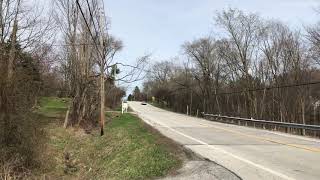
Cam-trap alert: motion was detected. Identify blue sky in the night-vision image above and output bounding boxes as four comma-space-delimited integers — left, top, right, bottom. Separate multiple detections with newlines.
103, 0, 320, 91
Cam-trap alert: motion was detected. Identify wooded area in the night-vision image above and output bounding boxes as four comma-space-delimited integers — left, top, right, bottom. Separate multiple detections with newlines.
143, 9, 320, 135
1, 0, 320, 178
0, 0, 146, 178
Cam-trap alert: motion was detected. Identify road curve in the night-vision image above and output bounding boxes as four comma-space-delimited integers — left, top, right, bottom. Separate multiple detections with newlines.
128, 101, 320, 180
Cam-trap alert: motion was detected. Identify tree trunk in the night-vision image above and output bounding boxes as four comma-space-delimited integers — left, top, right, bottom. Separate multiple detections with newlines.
260, 88, 266, 119
301, 98, 306, 136
190, 90, 193, 115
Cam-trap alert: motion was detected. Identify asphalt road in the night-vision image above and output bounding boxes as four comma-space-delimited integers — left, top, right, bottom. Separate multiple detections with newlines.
128, 101, 320, 180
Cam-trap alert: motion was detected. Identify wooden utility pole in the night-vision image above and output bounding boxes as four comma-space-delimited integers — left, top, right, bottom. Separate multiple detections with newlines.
99, 6, 106, 136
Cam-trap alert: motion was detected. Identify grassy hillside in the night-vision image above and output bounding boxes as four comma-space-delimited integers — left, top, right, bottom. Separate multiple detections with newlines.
32, 97, 183, 179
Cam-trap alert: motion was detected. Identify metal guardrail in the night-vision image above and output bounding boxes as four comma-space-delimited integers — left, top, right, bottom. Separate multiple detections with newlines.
202, 113, 320, 131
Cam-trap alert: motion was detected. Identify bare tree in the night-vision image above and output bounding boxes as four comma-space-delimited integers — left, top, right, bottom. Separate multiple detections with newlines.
143, 8, 318, 137
0, 0, 57, 177
216, 8, 262, 117
307, 22, 320, 65
55, 0, 148, 134
183, 37, 223, 113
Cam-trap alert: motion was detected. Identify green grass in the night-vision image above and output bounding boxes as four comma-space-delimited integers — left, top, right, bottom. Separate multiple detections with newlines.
34, 97, 182, 179
37, 97, 69, 117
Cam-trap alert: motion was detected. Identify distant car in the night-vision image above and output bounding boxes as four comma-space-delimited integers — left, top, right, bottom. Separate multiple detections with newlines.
141, 102, 147, 105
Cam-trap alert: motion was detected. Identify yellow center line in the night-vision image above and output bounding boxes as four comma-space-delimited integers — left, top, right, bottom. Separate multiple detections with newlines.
200, 123, 320, 153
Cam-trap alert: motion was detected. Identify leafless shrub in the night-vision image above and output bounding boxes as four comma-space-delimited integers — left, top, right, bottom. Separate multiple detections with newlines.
0, 154, 32, 180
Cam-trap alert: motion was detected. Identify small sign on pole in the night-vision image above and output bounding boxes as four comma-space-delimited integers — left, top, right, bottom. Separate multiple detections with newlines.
122, 101, 128, 114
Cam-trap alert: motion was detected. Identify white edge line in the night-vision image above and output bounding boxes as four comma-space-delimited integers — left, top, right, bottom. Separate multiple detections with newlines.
148, 102, 320, 144
130, 105, 295, 180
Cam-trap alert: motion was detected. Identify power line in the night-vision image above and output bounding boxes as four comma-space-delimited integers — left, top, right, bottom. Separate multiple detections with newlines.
75, 0, 104, 59
85, 0, 100, 40
216, 80, 320, 96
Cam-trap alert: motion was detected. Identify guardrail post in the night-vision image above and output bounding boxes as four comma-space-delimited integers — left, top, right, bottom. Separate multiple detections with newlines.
187, 105, 189, 116
251, 117, 255, 128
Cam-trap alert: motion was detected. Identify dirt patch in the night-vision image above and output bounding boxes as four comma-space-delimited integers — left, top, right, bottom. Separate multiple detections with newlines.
162, 160, 241, 180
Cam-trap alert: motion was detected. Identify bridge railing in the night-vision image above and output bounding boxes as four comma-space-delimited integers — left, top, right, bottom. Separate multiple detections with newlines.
202, 113, 320, 132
